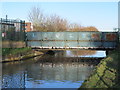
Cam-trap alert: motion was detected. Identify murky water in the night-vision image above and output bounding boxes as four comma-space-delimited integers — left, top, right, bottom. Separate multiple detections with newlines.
2, 50, 106, 88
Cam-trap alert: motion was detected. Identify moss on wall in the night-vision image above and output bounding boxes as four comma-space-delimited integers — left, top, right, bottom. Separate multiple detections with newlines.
80, 49, 120, 88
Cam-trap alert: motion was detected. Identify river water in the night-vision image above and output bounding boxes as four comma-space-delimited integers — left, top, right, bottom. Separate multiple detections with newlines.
2, 50, 106, 89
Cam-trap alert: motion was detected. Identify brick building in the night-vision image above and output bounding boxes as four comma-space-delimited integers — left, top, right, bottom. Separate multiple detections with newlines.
25, 22, 33, 32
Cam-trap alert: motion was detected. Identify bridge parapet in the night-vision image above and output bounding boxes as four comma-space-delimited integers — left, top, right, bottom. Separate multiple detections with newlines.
26, 31, 119, 49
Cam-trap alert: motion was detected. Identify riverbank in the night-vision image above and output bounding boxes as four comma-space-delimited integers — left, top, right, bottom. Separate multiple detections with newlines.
2, 48, 44, 63
80, 49, 120, 88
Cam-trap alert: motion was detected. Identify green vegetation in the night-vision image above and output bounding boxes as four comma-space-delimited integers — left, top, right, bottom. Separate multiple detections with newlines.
2, 48, 31, 56
80, 49, 120, 88
2, 48, 44, 63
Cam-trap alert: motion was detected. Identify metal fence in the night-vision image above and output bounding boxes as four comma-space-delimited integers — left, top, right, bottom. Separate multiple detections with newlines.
0, 18, 26, 48
27, 31, 119, 49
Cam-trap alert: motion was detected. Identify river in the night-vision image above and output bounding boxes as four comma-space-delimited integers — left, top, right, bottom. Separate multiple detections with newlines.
2, 50, 106, 89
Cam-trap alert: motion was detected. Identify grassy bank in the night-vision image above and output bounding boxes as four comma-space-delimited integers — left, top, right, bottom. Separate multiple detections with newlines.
2, 48, 43, 63
2, 48, 31, 56
80, 49, 120, 88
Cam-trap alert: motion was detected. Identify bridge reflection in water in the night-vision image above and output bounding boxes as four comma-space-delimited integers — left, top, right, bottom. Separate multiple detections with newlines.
2, 50, 106, 88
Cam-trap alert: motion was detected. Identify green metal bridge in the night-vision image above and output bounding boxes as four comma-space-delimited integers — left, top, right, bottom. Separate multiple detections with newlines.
26, 31, 119, 50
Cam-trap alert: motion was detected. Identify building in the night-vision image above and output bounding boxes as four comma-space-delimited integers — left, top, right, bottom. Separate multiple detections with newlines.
0, 18, 25, 32
25, 22, 33, 32
0, 18, 25, 40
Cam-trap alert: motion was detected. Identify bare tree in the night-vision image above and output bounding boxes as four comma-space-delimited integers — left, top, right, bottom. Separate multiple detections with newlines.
28, 6, 45, 31
46, 14, 68, 32
68, 23, 98, 32
28, 6, 98, 32
28, 7, 68, 31
80, 26, 98, 31
68, 23, 82, 31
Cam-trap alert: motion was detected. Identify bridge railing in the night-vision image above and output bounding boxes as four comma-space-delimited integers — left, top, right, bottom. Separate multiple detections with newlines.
26, 31, 119, 49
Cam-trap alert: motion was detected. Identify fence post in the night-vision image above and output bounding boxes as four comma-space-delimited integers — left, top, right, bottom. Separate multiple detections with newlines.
23, 21, 27, 47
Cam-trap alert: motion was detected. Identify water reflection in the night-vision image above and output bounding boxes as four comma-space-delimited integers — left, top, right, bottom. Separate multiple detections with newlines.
2, 61, 95, 88
67, 50, 97, 56
53, 50, 106, 58
2, 50, 106, 88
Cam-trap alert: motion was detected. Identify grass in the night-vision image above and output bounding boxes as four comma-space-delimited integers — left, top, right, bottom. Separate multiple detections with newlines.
2, 47, 32, 56
2, 47, 44, 62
